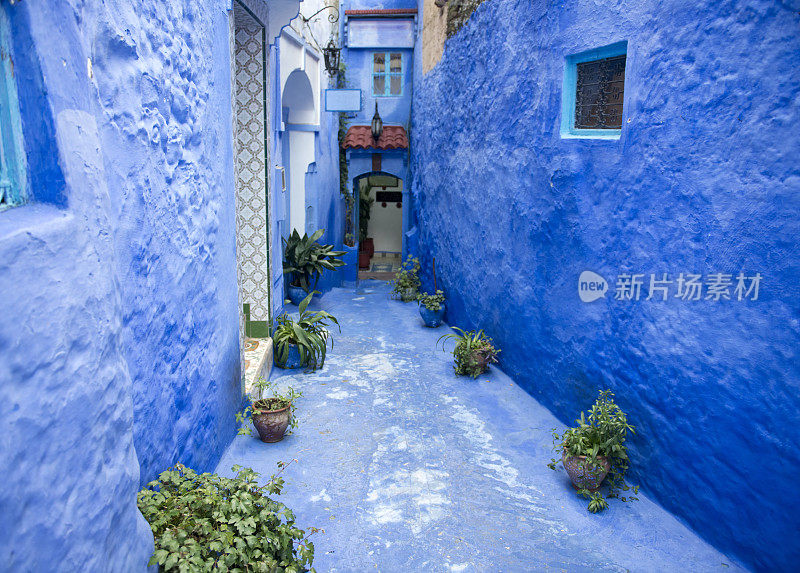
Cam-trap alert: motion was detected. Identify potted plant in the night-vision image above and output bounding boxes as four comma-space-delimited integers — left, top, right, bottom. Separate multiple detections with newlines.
236, 376, 301, 443
390, 256, 421, 302
547, 389, 639, 512
418, 290, 446, 327
273, 292, 340, 371
436, 327, 500, 378
358, 188, 375, 257
283, 229, 346, 305
358, 249, 371, 270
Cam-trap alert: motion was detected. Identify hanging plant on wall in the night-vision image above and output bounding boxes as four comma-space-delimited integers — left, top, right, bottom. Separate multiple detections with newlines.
337, 61, 355, 247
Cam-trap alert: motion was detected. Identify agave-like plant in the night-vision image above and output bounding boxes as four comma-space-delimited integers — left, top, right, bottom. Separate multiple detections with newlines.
283, 229, 346, 293
273, 292, 341, 370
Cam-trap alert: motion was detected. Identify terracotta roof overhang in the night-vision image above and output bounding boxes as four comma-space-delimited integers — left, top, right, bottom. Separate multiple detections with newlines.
344, 9, 418, 17
343, 125, 409, 150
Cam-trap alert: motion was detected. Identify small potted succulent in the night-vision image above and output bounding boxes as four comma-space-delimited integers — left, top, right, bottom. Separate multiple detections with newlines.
273, 292, 340, 370
418, 290, 446, 327
436, 327, 500, 377
547, 389, 639, 512
390, 256, 421, 302
236, 376, 302, 443
283, 229, 346, 305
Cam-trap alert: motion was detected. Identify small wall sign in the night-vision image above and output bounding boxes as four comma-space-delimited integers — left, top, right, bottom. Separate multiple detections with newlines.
325, 89, 362, 112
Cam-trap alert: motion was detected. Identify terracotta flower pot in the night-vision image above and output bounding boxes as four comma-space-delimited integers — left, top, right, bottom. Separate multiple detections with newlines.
358, 251, 371, 269
363, 237, 375, 257
252, 403, 291, 443
562, 450, 610, 492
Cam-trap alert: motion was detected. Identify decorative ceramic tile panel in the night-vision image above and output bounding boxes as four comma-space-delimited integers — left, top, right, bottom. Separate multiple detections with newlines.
234, 22, 272, 322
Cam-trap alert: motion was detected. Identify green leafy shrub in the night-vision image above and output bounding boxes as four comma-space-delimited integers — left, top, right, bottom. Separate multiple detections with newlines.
236, 376, 302, 436
138, 462, 319, 572
548, 389, 639, 512
418, 289, 445, 311
283, 229, 346, 293
390, 256, 421, 301
273, 292, 340, 370
437, 327, 500, 378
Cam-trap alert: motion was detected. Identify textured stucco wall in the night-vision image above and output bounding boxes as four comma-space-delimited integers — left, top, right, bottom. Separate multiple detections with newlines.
0, 3, 155, 569
86, 0, 244, 485
411, 0, 800, 570
0, 0, 257, 569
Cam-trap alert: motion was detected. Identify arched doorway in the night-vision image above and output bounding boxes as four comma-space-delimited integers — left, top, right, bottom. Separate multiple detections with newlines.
353, 171, 404, 280
281, 69, 316, 236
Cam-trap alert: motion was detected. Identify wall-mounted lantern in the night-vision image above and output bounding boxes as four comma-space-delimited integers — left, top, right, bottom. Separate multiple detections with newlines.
371, 102, 383, 141
323, 38, 341, 76
299, 5, 341, 76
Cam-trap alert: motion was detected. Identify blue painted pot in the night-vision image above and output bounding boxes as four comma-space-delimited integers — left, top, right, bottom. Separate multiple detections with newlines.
419, 302, 445, 328
275, 343, 305, 370
287, 285, 307, 306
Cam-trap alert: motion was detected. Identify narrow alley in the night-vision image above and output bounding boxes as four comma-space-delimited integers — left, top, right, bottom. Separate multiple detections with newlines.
217, 282, 741, 572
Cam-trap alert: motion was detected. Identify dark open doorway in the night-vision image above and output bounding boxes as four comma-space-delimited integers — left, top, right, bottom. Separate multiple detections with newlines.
353, 171, 404, 281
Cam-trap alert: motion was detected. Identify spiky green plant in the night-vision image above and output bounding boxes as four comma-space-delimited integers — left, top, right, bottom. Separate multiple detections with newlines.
283, 229, 346, 293
273, 292, 340, 370
437, 327, 500, 378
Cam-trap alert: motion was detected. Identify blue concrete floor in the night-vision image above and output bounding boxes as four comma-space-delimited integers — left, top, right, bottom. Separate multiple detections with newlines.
216, 282, 744, 572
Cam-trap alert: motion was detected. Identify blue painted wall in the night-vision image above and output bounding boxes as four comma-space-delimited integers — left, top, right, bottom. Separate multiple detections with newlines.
271, 46, 348, 303
411, 0, 800, 570
340, 47, 415, 128
346, 0, 417, 11
0, 0, 253, 569
305, 106, 350, 295
340, 1, 416, 259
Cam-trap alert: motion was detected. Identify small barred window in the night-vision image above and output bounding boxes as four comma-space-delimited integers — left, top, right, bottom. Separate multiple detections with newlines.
574, 54, 626, 130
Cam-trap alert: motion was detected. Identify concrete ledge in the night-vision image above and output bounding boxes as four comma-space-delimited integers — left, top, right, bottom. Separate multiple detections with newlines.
243, 337, 273, 396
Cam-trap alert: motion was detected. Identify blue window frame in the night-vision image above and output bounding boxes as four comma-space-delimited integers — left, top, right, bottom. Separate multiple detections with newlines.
0, 7, 26, 211
372, 52, 403, 97
561, 41, 628, 140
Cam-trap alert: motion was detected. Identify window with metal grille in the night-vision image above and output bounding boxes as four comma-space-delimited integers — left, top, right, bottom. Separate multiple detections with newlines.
575, 55, 626, 129
561, 41, 627, 139
372, 52, 403, 97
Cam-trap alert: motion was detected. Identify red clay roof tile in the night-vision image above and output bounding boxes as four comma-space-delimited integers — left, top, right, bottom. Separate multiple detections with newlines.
343, 125, 409, 150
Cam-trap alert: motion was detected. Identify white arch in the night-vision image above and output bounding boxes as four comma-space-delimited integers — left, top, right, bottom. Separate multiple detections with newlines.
281, 68, 316, 234
282, 69, 316, 124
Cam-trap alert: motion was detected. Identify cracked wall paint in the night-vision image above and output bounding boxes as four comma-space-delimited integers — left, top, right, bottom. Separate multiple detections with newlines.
412, 0, 800, 569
